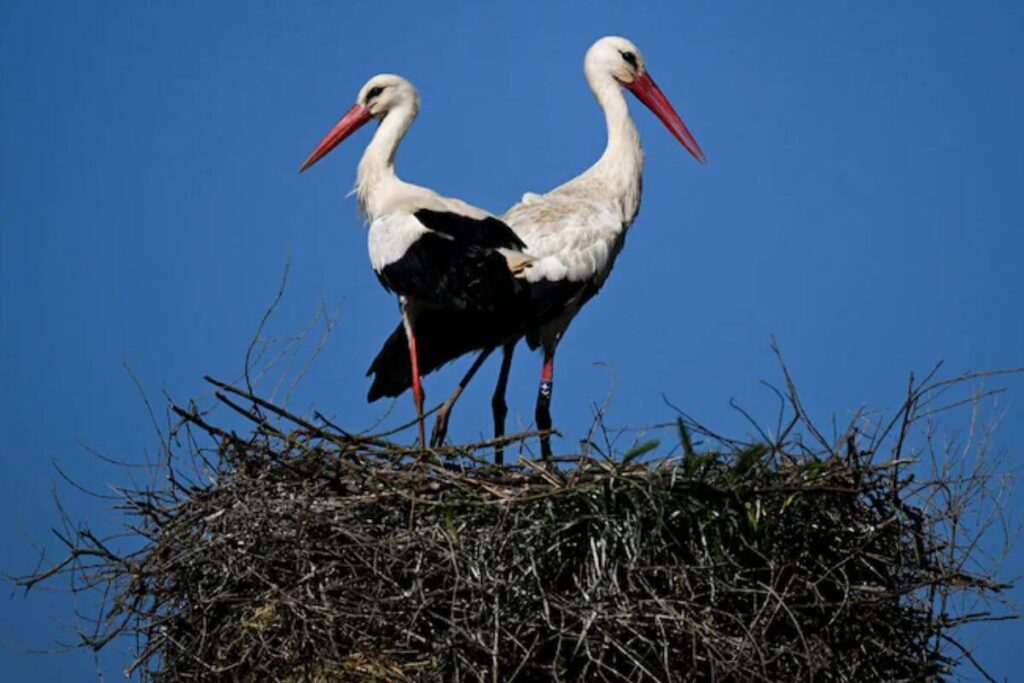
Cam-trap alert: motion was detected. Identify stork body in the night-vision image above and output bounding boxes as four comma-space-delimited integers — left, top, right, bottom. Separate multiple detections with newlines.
301, 75, 531, 446
503, 119, 645, 455
426, 37, 706, 457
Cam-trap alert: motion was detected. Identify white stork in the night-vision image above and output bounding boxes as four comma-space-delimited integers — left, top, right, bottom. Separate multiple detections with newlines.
300, 74, 532, 446
417, 36, 707, 458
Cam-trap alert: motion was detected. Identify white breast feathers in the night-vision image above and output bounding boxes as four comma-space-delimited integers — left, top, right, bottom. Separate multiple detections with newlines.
367, 213, 433, 273
504, 192, 627, 284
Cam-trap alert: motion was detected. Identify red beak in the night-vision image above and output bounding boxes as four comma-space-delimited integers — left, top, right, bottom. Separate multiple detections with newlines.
627, 72, 706, 165
299, 104, 374, 173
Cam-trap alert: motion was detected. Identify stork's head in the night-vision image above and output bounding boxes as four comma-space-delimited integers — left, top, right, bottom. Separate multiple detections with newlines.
357, 74, 420, 120
586, 36, 706, 165
300, 74, 419, 172
585, 36, 649, 86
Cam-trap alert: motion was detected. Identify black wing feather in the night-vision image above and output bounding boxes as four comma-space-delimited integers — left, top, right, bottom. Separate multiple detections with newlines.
413, 209, 527, 251
521, 278, 600, 349
377, 210, 527, 311
367, 307, 524, 401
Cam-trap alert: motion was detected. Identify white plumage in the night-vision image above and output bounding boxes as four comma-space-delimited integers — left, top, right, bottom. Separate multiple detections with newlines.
301, 74, 531, 446
366, 213, 432, 274
427, 36, 706, 457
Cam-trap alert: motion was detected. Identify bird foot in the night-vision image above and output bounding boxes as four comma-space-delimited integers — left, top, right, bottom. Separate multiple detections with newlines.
430, 402, 454, 448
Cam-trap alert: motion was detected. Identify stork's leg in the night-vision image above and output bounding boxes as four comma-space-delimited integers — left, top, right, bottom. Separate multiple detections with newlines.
400, 301, 426, 448
535, 349, 555, 460
491, 341, 516, 465
430, 347, 495, 447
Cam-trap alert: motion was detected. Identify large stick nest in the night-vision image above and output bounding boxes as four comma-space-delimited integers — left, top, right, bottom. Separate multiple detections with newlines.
17, 365, 1018, 681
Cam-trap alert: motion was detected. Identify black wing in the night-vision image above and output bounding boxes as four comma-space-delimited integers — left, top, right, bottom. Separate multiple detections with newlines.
521, 278, 601, 349
366, 307, 524, 401
414, 209, 527, 251
376, 210, 527, 312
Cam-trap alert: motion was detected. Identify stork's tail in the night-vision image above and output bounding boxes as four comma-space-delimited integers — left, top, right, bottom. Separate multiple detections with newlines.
366, 308, 520, 401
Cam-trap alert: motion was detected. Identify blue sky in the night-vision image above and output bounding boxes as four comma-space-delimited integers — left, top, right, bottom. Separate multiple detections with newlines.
2, 1, 1022, 679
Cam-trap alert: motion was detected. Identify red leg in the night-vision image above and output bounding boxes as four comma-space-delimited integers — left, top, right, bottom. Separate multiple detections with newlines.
401, 302, 426, 447
535, 349, 554, 459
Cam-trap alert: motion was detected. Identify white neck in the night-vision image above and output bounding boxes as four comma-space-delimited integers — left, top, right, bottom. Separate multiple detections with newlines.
589, 70, 643, 173
355, 104, 416, 217
582, 69, 644, 220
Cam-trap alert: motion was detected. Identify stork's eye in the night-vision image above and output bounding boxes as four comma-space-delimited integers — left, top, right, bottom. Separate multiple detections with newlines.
620, 51, 638, 69
365, 86, 384, 102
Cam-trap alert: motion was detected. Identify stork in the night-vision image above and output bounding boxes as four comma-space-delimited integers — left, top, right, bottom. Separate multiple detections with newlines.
411, 36, 707, 458
300, 74, 532, 446
503, 37, 705, 457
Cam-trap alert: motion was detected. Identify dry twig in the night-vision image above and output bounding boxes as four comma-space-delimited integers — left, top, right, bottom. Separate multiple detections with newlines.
13, 364, 1020, 682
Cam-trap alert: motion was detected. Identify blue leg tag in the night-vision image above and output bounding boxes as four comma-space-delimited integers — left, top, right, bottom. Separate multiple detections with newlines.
538, 380, 553, 400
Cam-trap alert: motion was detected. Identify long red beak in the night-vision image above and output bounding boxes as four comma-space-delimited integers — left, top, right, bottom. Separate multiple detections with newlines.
627, 72, 706, 165
299, 104, 374, 173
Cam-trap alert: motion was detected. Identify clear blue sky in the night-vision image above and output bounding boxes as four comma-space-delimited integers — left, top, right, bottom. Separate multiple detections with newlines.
2, 1, 1022, 679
